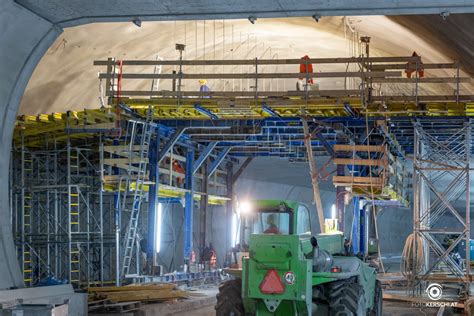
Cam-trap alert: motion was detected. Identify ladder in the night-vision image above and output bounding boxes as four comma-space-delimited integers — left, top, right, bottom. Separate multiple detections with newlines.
21, 148, 34, 286
101, 115, 154, 281
68, 185, 81, 287
150, 55, 164, 92
120, 120, 153, 279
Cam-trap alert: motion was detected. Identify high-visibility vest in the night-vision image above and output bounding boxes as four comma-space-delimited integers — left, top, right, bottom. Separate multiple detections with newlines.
299, 55, 314, 84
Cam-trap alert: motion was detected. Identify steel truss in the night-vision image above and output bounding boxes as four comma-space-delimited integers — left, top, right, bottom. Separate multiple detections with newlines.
412, 121, 471, 298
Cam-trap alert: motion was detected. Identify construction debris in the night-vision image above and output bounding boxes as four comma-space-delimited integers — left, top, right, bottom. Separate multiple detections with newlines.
87, 283, 190, 313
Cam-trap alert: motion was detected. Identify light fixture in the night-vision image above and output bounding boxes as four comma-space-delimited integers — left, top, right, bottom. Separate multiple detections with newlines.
231, 212, 238, 247
440, 11, 450, 20
175, 43, 186, 51
155, 203, 163, 253
312, 14, 321, 23
238, 201, 252, 214
132, 18, 142, 27
331, 204, 336, 220
248, 16, 257, 24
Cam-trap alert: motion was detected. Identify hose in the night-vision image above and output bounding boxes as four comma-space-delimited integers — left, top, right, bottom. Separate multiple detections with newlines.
401, 233, 425, 278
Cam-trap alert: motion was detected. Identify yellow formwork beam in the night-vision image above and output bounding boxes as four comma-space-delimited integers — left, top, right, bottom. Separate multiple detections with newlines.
14, 97, 474, 147
104, 182, 228, 205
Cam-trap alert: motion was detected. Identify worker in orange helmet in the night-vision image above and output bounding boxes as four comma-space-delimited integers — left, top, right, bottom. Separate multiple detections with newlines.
172, 160, 185, 187
297, 55, 314, 91
405, 51, 424, 79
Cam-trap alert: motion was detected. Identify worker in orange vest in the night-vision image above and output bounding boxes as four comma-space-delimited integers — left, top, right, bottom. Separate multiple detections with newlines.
172, 160, 185, 187
297, 55, 314, 91
405, 51, 424, 78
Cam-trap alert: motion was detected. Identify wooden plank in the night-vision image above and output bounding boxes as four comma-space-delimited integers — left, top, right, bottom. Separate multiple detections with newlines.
94, 56, 419, 66
99, 71, 402, 80
333, 176, 384, 185
88, 284, 175, 293
333, 144, 385, 153
334, 158, 386, 167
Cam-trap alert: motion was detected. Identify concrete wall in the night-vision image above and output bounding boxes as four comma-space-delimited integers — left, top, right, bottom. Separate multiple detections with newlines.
0, 1, 61, 289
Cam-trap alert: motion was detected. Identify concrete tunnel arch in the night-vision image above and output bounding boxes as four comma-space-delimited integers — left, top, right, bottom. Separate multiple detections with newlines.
2, 0, 474, 290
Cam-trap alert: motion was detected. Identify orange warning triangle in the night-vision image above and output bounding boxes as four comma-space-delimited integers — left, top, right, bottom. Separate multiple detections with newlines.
259, 269, 285, 294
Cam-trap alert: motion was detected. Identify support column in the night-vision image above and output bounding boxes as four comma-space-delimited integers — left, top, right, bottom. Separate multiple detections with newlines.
199, 162, 209, 259
336, 164, 346, 233
183, 148, 194, 265
225, 162, 234, 251
147, 133, 160, 272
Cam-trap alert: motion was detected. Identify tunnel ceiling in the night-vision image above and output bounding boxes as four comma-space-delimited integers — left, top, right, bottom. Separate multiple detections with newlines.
18, 15, 474, 115
14, 0, 474, 26
389, 14, 474, 76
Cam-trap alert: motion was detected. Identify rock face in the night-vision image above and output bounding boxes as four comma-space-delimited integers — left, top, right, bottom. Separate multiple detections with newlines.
19, 15, 474, 115
389, 14, 474, 76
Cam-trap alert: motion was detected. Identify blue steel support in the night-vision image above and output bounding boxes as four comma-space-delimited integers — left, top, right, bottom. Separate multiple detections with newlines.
336, 164, 346, 234
261, 103, 282, 118
193, 142, 217, 175
225, 162, 234, 251
183, 148, 195, 263
194, 104, 219, 120
158, 128, 185, 164
351, 197, 361, 255
314, 130, 336, 157
350, 166, 367, 255
207, 147, 231, 178
147, 133, 160, 261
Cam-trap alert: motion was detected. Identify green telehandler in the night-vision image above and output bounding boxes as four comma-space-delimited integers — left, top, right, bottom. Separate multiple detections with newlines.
216, 200, 381, 315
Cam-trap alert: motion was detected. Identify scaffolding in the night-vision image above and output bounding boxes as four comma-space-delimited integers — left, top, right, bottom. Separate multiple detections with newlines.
11, 136, 114, 288
412, 121, 471, 300
11, 111, 235, 287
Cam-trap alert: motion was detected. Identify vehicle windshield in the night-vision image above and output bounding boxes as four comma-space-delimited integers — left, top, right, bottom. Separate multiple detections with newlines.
252, 211, 290, 235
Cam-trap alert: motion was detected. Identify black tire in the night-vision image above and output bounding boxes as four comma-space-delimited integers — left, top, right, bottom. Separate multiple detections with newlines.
215, 279, 244, 316
369, 280, 382, 316
328, 278, 365, 316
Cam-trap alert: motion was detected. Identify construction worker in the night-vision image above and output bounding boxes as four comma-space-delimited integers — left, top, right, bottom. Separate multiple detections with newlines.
264, 214, 280, 234
405, 51, 424, 78
199, 79, 211, 98
201, 243, 216, 271
172, 160, 185, 187
297, 55, 314, 91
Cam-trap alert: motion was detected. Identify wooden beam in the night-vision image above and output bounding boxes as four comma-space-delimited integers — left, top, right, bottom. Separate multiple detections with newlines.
333, 144, 385, 153
302, 119, 325, 234
94, 56, 420, 66
334, 158, 386, 167
333, 176, 384, 186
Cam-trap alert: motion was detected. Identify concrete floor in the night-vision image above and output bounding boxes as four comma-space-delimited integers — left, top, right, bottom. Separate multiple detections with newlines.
139, 285, 459, 316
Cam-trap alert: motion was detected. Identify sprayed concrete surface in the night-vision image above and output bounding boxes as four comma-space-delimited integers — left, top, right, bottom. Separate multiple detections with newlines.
19, 16, 473, 115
